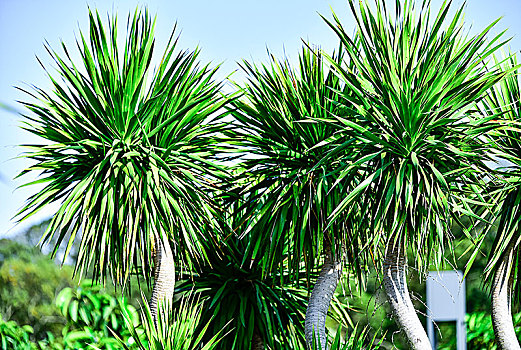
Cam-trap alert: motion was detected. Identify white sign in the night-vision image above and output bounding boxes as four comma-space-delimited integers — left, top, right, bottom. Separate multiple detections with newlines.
426, 270, 466, 349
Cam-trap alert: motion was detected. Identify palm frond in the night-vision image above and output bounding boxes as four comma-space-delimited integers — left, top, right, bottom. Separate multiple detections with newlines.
226, 45, 366, 283
480, 53, 521, 302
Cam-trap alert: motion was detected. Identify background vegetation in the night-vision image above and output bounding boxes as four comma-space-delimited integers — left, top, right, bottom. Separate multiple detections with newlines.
1, 218, 520, 349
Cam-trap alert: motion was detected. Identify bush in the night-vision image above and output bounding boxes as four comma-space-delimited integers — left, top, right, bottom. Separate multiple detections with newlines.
0, 239, 74, 341
0, 315, 36, 350
118, 296, 223, 350
438, 312, 521, 349
55, 281, 139, 350
324, 325, 384, 350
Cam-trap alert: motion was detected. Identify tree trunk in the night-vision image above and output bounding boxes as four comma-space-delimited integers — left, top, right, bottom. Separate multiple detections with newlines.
383, 243, 431, 350
491, 242, 521, 350
305, 248, 342, 350
251, 328, 264, 350
149, 234, 176, 325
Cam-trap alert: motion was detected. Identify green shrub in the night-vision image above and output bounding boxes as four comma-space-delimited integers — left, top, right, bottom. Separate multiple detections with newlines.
438, 312, 521, 349
310, 324, 384, 350
0, 239, 73, 340
118, 296, 223, 350
0, 315, 36, 350
56, 281, 139, 350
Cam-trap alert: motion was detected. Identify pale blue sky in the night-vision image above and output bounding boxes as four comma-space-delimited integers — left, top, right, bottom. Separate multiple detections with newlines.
1, 0, 520, 238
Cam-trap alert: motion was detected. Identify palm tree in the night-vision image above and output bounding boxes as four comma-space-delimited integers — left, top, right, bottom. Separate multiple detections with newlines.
320, 0, 509, 348
228, 46, 365, 349
16, 9, 229, 321
480, 54, 521, 349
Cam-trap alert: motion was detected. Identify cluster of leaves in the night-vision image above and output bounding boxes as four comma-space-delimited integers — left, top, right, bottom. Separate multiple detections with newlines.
326, 325, 384, 350
54, 281, 139, 349
56, 285, 231, 350
437, 312, 521, 350
0, 280, 133, 350
227, 45, 363, 282
478, 54, 521, 302
319, 0, 510, 275
16, 8, 230, 289
176, 230, 309, 349
0, 239, 74, 340
118, 296, 223, 350
0, 316, 34, 350
0, 280, 140, 350
0, 274, 227, 350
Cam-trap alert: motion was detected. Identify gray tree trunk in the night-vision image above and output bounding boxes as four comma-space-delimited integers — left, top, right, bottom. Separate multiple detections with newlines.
149, 234, 176, 325
305, 248, 342, 350
251, 328, 264, 350
491, 242, 521, 350
383, 243, 431, 350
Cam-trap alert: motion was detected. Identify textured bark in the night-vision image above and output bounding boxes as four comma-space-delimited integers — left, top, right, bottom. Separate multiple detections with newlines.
251, 328, 264, 350
383, 244, 431, 350
305, 249, 342, 350
491, 242, 521, 350
149, 235, 176, 325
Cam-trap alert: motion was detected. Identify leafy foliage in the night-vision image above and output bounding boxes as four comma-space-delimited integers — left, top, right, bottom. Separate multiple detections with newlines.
437, 312, 521, 350
0, 279, 138, 350
320, 0, 509, 273
228, 45, 364, 283
0, 316, 35, 350
177, 221, 309, 349
55, 281, 139, 350
10, 2, 521, 349
16, 8, 230, 288
479, 54, 521, 302
0, 239, 73, 340
117, 296, 223, 350
324, 324, 384, 350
